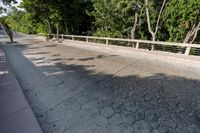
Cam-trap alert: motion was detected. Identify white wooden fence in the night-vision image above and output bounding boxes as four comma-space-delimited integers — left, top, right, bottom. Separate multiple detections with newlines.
49, 34, 200, 55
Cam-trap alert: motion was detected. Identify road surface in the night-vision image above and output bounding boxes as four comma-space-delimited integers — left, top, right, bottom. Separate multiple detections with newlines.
2, 35, 200, 133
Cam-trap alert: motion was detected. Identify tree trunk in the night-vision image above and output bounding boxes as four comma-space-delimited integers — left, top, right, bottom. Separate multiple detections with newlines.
145, 0, 167, 51
180, 21, 200, 54
46, 20, 52, 35
145, 0, 156, 51
179, 39, 189, 54
151, 34, 156, 51
56, 23, 59, 42
185, 47, 191, 55
131, 6, 144, 40
131, 28, 136, 39
131, 13, 138, 39
64, 21, 68, 34
0, 22, 13, 43
8, 32, 13, 43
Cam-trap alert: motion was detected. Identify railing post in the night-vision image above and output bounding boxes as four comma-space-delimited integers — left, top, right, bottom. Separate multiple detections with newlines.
62, 34, 64, 41
106, 39, 109, 45
53, 34, 56, 39
86, 37, 89, 43
136, 42, 140, 49
72, 36, 74, 41
185, 46, 191, 55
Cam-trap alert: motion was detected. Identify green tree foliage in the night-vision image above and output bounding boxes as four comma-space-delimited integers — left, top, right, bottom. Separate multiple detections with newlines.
91, 0, 167, 40
1, 0, 199, 44
164, 0, 200, 43
4, 8, 36, 33
91, 0, 138, 38
0, 6, 3, 14
20, 0, 93, 35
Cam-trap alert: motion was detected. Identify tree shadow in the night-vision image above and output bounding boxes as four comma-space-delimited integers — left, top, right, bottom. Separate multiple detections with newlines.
43, 44, 58, 48
21, 60, 200, 132
31, 57, 46, 61
78, 54, 118, 61
52, 54, 61, 57
4, 42, 200, 133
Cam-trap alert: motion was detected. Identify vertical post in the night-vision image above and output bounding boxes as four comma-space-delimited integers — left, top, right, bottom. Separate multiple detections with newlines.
62, 34, 64, 41
72, 36, 74, 41
185, 46, 191, 55
136, 42, 139, 49
53, 34, 56, 39
106, 39, 109, 45
56, 23, 59, 42
86, 37, 89, 43
151, 44, 155, 51
127, 41, 131, 47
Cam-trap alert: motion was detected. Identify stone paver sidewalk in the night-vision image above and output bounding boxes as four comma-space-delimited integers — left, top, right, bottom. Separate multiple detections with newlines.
0, 44, 42, 133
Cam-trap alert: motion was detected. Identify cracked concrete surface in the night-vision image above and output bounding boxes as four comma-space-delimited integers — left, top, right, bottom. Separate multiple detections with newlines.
2, 35, 200, 133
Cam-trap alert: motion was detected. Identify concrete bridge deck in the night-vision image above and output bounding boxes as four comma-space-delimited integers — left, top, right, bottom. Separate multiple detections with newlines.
1, 34, 200, 133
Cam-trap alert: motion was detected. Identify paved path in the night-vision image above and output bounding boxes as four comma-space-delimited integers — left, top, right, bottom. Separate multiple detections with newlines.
0, 43, 42, 133
2, 35, 200, 133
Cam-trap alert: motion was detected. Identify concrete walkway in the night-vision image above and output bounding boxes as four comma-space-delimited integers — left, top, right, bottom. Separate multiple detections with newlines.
2, 35, 200, 133
0, 43, 42, 133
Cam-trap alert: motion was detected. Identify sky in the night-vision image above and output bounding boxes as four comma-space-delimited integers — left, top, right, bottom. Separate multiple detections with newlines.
0, 0, 22, 16
0, 0, 22, 9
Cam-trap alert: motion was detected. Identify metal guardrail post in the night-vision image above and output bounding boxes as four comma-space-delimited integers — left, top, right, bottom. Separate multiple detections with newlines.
86, 37, 89, 43
72, 36, 74, 41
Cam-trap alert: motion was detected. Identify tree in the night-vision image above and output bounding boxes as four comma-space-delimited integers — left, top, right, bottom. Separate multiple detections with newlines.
5, 9, 36, 34
1, 0, 199, 50
91, 0, 146, 38
145, 0, 167, 50
0, 0, 19, 42
20, 0, 93, 35
164, 0, 200, 54
21, 0, 52, 34
131, 3, 144, 39
0, 22, 13, 42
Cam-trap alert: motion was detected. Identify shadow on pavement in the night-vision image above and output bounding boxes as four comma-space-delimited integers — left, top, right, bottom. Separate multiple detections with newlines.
78, 55, 118, 61
3, 42, 200, 133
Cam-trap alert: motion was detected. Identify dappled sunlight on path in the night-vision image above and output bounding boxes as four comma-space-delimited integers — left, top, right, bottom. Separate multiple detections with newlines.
2, 36, 200, 133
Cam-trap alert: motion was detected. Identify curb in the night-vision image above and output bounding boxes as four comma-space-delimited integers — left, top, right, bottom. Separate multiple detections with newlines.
0, 42, 43, 133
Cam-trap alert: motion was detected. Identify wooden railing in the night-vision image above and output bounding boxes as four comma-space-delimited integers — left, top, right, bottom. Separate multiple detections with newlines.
48, 34, 200, 55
